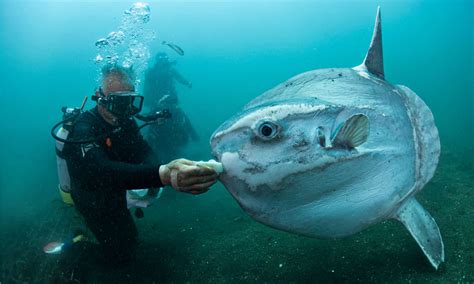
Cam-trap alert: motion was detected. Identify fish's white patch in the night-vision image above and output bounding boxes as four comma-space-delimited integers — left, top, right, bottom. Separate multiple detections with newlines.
221, 151, 338, 191
352, 64, 368, 73
353, 67, 372, 80
214, 104, 329, 139
352, 65, 384, 85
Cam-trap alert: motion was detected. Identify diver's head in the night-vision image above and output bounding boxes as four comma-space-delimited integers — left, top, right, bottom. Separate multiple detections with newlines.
155, 52, 169, 63
94, 64, 144, 125
101, 63, 135, 95
155, 52, 177, 67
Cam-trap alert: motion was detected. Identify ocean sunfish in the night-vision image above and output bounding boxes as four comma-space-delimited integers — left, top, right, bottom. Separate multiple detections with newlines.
210, 7, 443, 269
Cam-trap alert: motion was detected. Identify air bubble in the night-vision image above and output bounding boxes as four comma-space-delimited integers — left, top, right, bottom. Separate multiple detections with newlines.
124, 2, 151, 23
95, 38, 109, 48
93, 2, 154, 86
106, 31, 125, 46
94, 54, 104, 63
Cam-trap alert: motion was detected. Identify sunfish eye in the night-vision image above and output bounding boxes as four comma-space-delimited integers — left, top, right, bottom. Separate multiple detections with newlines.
261, 125, 273, 136
256, 121, 280, 140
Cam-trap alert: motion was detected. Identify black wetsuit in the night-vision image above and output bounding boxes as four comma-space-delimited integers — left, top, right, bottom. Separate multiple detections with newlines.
143, 63, 196, 163
63, 107, 163, 265
143, 63, 190, 110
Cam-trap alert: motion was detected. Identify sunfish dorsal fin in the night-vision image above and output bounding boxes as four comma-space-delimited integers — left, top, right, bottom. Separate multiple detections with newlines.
331, 114, 369, 149
361, 6, 384, 79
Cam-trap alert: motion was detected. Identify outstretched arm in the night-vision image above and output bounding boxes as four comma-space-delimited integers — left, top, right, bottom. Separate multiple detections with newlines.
69, 120, 217, 194
171, 68, 192, 88
69, 121, 163, 190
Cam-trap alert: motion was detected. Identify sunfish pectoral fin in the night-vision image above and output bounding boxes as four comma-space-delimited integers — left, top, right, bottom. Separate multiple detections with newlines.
394, 197, 444, 269
331, 114, 369, 149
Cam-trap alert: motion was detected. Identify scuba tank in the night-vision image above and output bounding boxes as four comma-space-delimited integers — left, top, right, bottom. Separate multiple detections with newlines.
53, 97, 88, 205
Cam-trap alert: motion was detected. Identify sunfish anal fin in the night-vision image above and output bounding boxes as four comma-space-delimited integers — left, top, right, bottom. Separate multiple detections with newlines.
331, 114, 369, 149
394, 197, 444, 269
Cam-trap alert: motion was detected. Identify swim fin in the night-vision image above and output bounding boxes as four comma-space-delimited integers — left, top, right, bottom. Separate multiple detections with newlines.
43, 229, 86, 254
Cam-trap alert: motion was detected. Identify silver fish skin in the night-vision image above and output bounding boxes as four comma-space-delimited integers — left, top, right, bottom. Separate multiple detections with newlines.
210, 7, 443, 269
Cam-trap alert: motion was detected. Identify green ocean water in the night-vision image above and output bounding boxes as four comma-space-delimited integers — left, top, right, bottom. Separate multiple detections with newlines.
0, 0, 472, 282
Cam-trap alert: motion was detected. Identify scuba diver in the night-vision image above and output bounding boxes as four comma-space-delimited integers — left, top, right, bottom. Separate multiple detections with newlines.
143, 52, 192, 108
143, 52, 198, 163
53, 63, 219, 268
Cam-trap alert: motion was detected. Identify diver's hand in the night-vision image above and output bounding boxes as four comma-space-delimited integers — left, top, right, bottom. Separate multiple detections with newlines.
158, 94, 170, 105
159, 159, 218, 194
155, 117, 166, 125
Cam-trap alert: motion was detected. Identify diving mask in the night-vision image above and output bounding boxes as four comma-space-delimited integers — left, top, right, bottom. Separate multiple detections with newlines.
92, 89, 144, 118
